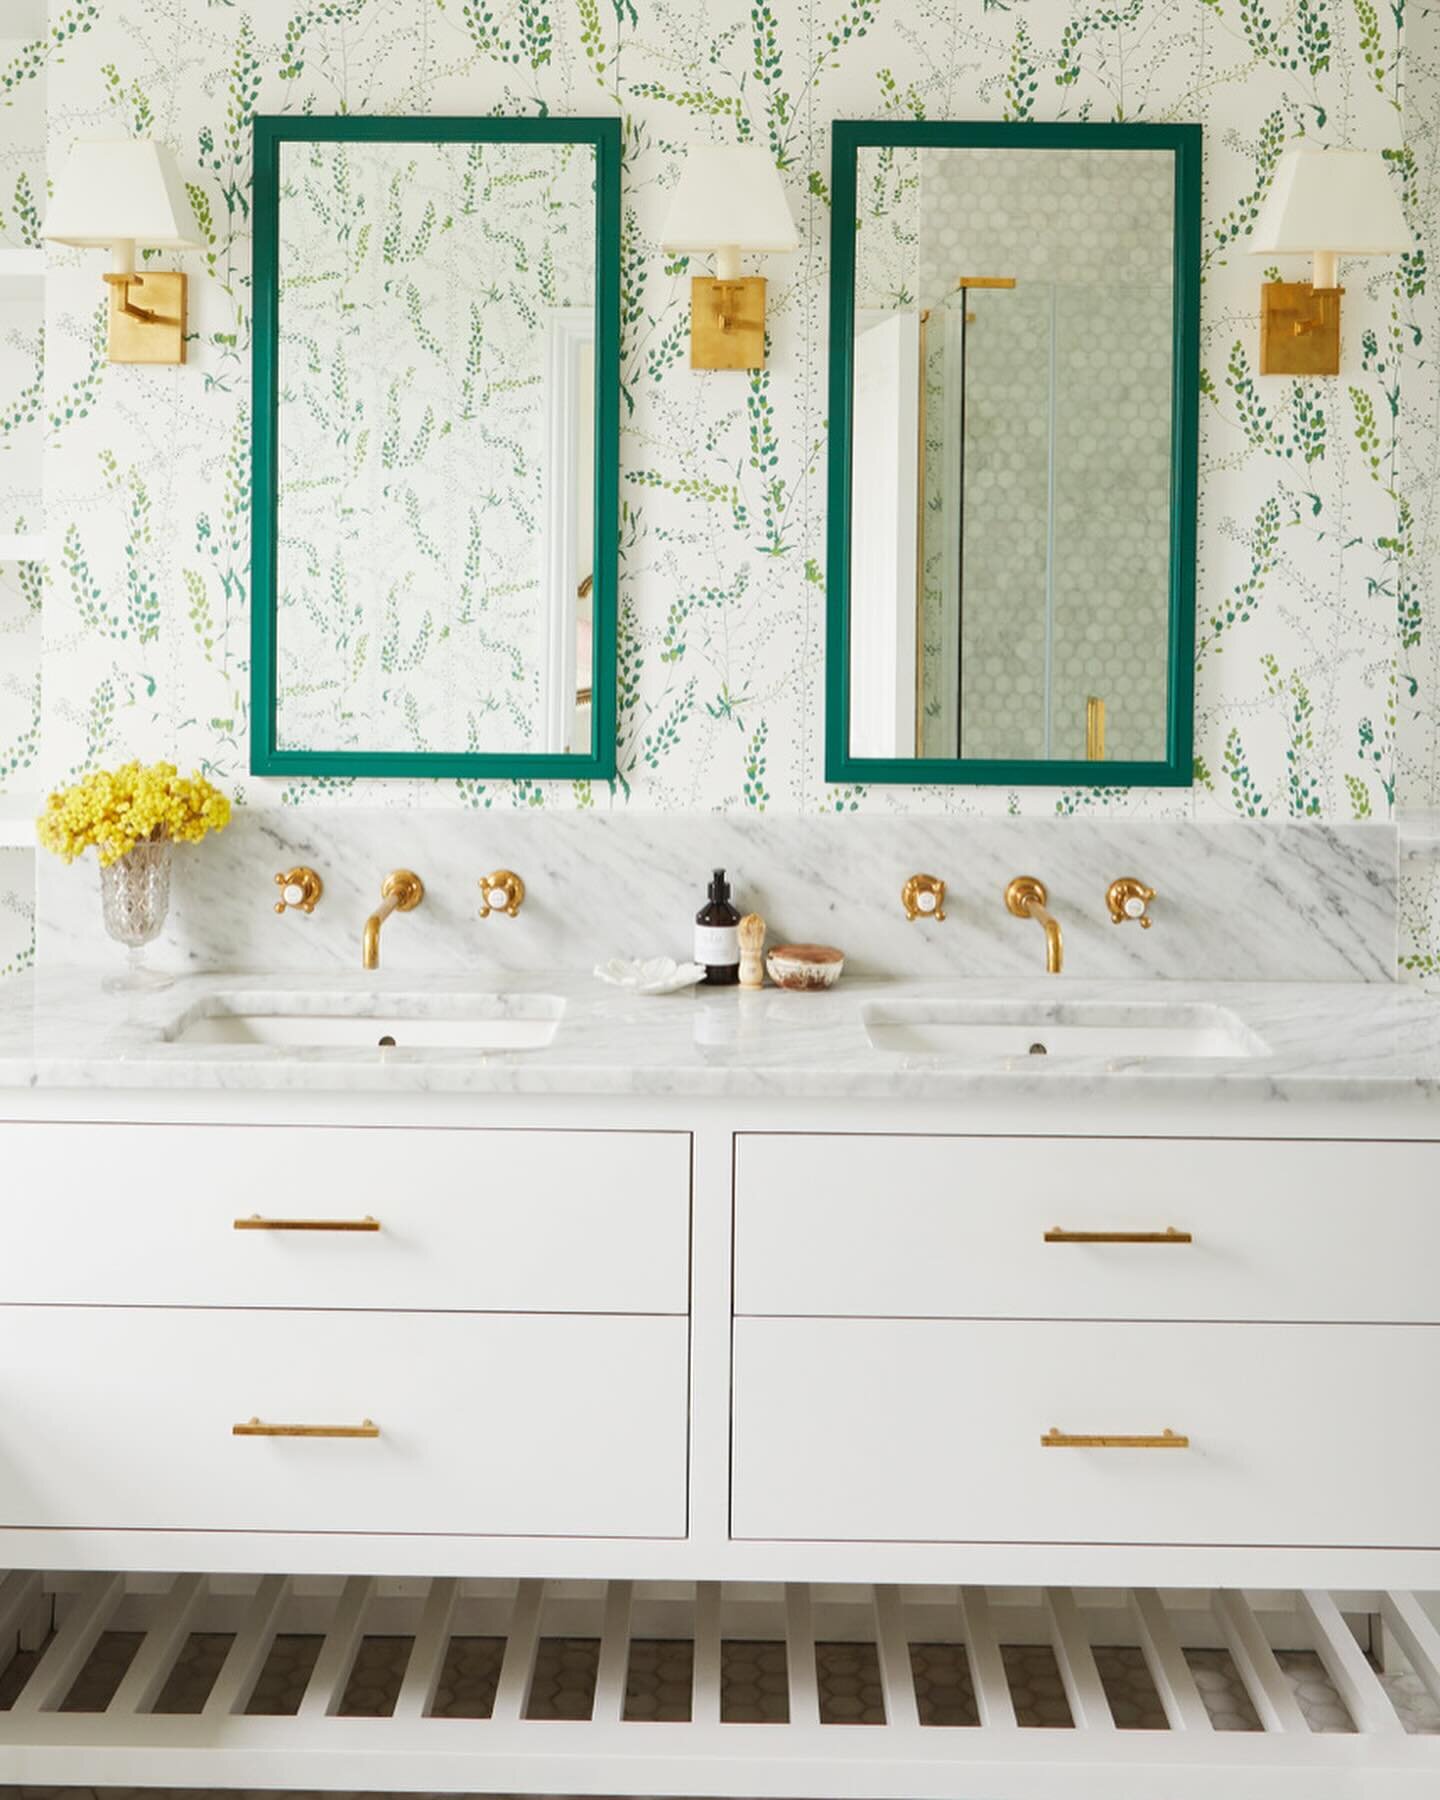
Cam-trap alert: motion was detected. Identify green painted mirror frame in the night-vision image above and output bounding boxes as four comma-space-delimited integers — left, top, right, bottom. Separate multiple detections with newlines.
251, 115, 622, 781
825, 120, 1202, 788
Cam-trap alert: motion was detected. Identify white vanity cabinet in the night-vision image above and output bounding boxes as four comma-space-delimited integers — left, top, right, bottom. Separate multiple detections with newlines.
731, 1131, 1440, 1555
0, 1120, 693, 1542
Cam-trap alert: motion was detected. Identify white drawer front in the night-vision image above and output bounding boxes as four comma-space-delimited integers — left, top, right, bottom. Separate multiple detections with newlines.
732, 1317, 1440, 1547
735, 1134, 1440, 1322
0, 1307, 689, 1538
0, 1124, 689, 1314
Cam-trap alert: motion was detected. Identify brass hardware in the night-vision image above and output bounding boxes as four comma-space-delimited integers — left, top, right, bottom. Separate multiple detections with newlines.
478, 869, 526, 919
1086, 696, 1106, 762
101, 270, 188, 365
234, 1417, 380, 1439
1042, 1428, 1189, 1449
1259, 279, 1343, 377
1106, 876, 1156, 929
362, 869, 424, 970
1045, 1225, 1191, 1245
235, 1214, 380, 1232
901, 874, 946, 922
690, 275, 768, 370
955, 276, 1018, 290
915, 308, 929, 757
1005, 876, 1063, 975
273, 867, 324, 916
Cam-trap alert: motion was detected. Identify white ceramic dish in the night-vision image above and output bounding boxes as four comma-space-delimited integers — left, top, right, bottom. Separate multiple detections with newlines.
593, 956, 707, 996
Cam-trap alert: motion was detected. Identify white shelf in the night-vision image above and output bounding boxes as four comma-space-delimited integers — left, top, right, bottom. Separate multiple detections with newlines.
0, 248, 44, 301
0, 796, 38, 850
1398, 811, 1440, 860
0, 534, 46, 563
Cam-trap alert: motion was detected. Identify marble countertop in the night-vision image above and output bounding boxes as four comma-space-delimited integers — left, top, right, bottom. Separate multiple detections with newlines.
2, 968, 1440, 1107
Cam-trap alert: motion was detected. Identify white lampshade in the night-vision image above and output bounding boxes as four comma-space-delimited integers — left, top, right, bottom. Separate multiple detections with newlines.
661, 145, 799, 267
1251, 146, 1409, 258
44, 139, 203, 269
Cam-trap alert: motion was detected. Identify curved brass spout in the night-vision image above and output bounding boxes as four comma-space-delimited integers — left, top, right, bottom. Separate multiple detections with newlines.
362, 870, 424, 970
1005, 876, 1064, 976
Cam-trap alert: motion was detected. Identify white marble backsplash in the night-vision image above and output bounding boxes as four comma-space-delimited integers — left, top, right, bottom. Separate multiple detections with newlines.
35, 814, 1397, 982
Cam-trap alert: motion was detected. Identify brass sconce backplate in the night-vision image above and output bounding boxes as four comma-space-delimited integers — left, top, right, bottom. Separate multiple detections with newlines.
103, 270, 188, 365
691, 275, 767, 370
1259, 279, 1342, 377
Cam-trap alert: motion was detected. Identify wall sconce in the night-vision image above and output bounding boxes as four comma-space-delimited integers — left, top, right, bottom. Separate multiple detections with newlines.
661, 145, 798, 370
43, 139, 204, 366
1249, 146, 1409, 377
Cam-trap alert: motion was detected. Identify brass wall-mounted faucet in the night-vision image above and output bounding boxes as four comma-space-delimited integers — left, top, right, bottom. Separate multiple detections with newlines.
362, 870, 424, 969
1005, 876, 1064, 975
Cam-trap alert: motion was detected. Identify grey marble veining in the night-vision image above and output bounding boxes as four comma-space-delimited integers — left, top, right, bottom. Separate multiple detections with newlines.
5, 967, 1440, 1108
35, 813, 1398, 983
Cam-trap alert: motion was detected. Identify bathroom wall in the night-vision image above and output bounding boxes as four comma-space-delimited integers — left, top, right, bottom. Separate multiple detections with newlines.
9, 5, 1440, 960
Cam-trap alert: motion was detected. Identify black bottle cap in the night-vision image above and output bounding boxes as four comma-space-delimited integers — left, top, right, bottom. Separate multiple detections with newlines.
708, 868, 731, 904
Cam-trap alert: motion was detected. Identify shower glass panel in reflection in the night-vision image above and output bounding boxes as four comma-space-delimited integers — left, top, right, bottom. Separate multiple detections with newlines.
846, 139, 1179, 769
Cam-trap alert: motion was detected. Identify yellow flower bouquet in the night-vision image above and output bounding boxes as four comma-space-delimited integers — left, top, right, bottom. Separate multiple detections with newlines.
37, 761, 231, 866
37, 762, 231, 972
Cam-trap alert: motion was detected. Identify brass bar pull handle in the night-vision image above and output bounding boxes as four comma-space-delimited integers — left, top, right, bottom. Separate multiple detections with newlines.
1042, 1427, 1189, 1449
234, 1215, 380, 1233
233, 1417, 379, 1439
1045, 1226, 1192, 1245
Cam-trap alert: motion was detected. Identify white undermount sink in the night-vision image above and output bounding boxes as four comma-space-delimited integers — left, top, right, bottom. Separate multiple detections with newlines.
170, 995, 565, 1053
862, 998, 1267, 1063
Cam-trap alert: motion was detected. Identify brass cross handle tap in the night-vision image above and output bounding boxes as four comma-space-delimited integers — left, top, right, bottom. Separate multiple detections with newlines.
1106, 877, 1156, 929
901, 874, 946, 921
478, 870, 526, 919
273, 867, 323, 915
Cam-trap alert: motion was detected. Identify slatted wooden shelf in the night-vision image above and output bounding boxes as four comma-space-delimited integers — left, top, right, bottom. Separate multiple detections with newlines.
0, 1574, 1436, 1795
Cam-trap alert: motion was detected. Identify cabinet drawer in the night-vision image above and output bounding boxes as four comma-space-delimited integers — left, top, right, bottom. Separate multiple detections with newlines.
0, 1307, 688, 1537
735, 1134, 1440, 1322
0, 1124, 689, 1313
732, 1317, 1440, 1547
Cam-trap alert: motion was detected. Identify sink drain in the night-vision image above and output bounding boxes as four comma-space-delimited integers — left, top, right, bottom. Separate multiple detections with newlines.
1028, 1042, 1048, 1056
377, 1034, 397, 1048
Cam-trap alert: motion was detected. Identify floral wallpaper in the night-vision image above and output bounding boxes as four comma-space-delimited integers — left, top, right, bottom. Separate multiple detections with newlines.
0, 0, 1436, 970
274, 135, 597, 758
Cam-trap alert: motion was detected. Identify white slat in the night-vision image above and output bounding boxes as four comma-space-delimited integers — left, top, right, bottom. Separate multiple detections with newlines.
202, 1574, 290, 1718
298, 1576, 375, 1719
784, 1583, 821, 1726
593, 1580, 634, 1723
956, 1586, 1017, 1731
108, 1574, 207, 1716
393, 1577, 458, 1721
1045, 1587, 1115, 1733
491, 1579, 545, 1722
691, 1580, 721, 1726
10, 1572, 125, 1716
1129, 1588, 1212, 1733
1381, 1590, 1440, 1713
872, 1585, 920, 1732
1212, 1589, 1307, 1734
0, 1572, 45, 1667
1298, 1590, 1403, 1738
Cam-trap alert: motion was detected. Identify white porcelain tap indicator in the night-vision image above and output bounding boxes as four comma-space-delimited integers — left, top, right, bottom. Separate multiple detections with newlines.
917, 891, 937, 913
1123, 896, 1146, 918
282, 883, 306, 907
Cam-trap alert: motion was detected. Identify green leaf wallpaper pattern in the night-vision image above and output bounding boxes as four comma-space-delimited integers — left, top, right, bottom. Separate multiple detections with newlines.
272, 136, 597, 757
0, 0, 1434, 976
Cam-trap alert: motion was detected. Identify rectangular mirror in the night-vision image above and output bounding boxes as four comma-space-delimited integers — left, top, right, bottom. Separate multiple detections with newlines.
251, 117, 620, 780
826, 122, 1200, 787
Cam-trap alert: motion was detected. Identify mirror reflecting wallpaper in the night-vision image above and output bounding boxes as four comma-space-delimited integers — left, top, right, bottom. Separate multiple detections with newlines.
848, 144, 1176, 764
273, 137, 598, 759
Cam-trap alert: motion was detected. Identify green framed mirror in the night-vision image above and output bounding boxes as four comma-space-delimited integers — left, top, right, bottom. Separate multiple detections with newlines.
825, 120, 1201, 788
251, 115, 621, 781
